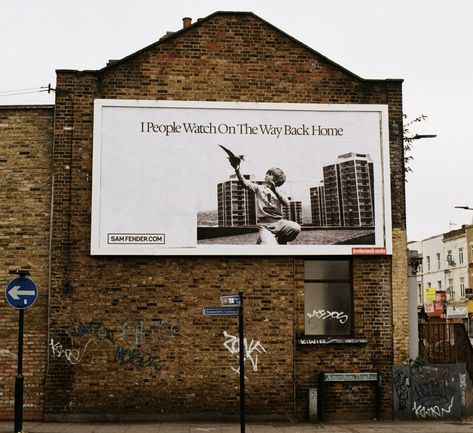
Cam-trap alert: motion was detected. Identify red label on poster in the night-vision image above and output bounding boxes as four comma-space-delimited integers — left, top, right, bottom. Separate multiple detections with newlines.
352, 247, 387, 255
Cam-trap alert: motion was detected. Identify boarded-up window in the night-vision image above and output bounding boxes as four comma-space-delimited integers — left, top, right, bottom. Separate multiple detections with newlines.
304, 259, 352, 336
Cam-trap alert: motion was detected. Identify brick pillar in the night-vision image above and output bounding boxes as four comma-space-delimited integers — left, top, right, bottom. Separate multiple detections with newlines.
392, 228, 409, 364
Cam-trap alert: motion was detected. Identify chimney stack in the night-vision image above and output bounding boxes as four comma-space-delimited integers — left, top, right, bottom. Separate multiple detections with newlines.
182, 17, 192, 28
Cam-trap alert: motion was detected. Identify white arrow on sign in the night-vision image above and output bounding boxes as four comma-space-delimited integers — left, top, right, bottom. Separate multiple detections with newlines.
8, 285, 36, 300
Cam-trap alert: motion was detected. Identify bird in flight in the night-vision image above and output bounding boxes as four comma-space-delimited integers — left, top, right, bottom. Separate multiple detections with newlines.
218, 144, 245, 169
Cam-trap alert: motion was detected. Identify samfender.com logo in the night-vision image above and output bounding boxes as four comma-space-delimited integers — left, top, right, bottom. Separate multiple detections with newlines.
107, 233, 165, 244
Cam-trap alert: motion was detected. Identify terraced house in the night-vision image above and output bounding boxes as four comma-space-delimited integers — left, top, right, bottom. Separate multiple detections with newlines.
0, 11, 407, 422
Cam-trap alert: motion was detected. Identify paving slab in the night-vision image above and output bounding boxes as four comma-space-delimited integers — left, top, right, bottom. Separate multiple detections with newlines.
26, 422, 71, 433
2, 420, 473, 433
220, 424, 241, 433
126, 423, 163, 433
191, 424, 221, 432
272, 424, 321, 433
93, 423, 131, 433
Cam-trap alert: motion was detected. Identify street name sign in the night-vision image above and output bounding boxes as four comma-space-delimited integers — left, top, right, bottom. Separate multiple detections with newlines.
202, 307, 239, 316
324, 372, 378, 382
5, 277, 38, 309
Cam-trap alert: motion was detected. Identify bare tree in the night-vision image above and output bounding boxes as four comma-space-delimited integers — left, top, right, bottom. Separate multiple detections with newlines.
403, 114, 428, 176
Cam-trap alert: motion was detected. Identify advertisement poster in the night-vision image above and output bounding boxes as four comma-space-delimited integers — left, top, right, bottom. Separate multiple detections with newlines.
91, 100, 391, 255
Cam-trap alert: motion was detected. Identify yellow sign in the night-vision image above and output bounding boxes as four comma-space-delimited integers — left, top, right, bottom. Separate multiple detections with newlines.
425, 287, 436, 301
468, 300, 473, 314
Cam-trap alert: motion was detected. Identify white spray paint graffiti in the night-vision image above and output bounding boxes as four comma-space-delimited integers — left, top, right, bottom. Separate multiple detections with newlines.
223, 331, 267, 376
120, 319, 180, 345
0, 349, 17, 359
412, 397, 454, 419
50, 338, 92, 365
121, 320, 143, 345
307, 308, 348, 324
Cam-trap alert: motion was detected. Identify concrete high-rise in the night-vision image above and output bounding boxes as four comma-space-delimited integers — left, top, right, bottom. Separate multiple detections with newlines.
310, 181, 326, 226
217, 174, 260, 226
312, 153, 374, 227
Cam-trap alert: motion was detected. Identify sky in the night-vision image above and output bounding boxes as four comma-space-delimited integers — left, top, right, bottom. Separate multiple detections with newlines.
1, 0, 472, 242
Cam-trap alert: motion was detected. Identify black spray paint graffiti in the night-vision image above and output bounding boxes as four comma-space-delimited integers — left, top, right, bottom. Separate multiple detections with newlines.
393, 366, 458, 419
50, 317, 180, 371
72, 321, 115, 344
114, 346, 165, 371
393, 369, 410, 410
413, 365, 449, 383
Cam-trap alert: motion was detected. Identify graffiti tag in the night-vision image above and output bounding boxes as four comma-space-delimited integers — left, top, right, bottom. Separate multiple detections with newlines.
50, 338, 91, 365
412, 397, 454, 419
114, 346, 165, 371
223, 330, 267, 375
307, 308, 348, 324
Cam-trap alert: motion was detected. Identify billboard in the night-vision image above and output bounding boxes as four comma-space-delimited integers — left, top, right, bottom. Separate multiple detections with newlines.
91, 100, 391, 255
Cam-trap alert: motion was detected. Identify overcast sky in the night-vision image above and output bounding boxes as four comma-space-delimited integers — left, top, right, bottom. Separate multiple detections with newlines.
1, 0, 472, 242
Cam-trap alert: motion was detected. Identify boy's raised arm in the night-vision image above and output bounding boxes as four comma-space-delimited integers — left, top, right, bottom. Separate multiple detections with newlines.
234, 165, 254, 191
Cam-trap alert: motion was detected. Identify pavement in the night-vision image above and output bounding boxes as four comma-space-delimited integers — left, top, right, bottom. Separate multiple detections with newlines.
2, 420, 473, 433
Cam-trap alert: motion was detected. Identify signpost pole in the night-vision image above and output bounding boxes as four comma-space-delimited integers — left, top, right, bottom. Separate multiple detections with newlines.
6, 269, 37, 433
238, 291, 245, 433
14, 309, 24, 433
204, 293, 243, 431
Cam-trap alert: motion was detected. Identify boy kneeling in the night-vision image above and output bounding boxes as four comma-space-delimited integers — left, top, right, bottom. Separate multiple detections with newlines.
232, 163, 301, 245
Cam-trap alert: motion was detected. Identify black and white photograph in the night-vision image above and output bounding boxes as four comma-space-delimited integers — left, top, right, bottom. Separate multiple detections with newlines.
91, 100, 391, 255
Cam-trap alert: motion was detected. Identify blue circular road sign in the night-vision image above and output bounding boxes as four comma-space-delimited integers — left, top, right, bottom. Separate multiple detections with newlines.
5, 277, 38, 309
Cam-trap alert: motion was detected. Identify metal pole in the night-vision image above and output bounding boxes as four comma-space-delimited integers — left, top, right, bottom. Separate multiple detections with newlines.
14, 308, 24, 433
238, 291, 245, 433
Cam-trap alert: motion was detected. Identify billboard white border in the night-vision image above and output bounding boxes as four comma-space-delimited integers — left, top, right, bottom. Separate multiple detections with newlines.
91, 99, 392, 256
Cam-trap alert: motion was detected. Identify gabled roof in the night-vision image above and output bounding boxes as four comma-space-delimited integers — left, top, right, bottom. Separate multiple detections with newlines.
57, 11, 401, 83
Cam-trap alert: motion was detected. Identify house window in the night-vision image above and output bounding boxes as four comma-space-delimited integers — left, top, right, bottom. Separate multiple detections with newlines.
448, 278, 454, 298
460, 277, 465, 298
304, 259, 352, 336
447, 250, 453, 266
436, 253, 441, 270
426, 256, 431, 272
437, 280, 442, 290
459, 248, 464, 265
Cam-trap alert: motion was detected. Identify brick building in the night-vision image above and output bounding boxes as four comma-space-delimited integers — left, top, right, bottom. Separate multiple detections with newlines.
0, 12, 408, 422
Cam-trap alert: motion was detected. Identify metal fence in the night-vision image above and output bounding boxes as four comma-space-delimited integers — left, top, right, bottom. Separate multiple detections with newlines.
419, 322, 473, 379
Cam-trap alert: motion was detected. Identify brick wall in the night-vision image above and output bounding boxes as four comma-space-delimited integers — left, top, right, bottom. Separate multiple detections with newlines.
45, 12, 405, 421
295, 255, 394, 419
0, 106, 53, 419
2, 12, 407, 421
